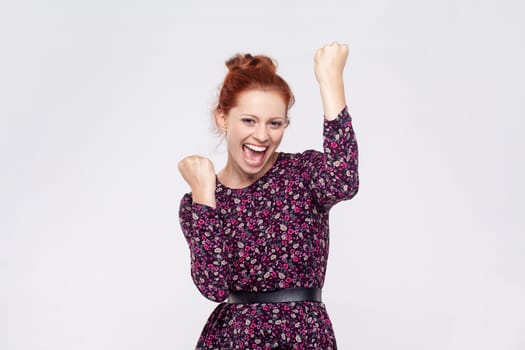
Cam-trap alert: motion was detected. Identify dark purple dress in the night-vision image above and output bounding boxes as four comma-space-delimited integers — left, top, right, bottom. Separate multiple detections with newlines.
179, 106, 359, 349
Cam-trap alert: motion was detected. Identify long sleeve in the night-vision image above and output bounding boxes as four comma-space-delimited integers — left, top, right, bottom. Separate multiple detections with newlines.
302, 106, 359, 211
178, 193, 229, 302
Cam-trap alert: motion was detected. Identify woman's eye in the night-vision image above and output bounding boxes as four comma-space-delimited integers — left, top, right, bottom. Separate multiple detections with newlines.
270, 120, 283, 128
242, 118, 255, 124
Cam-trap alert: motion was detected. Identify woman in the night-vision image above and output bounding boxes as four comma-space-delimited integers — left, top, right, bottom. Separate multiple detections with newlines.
178, 42, 359, 349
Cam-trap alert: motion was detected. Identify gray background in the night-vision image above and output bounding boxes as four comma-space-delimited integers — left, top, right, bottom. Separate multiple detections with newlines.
1, 0, 524, 349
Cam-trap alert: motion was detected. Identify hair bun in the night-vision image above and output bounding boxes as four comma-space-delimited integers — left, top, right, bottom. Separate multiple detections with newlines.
225, 53, 277, 74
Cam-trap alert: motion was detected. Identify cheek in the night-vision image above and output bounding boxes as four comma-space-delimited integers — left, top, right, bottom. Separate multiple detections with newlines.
226, 124, 247, 144
270, 129, 286, 143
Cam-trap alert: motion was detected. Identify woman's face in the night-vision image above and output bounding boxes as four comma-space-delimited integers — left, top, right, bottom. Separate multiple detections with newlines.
216, 89, 288, 183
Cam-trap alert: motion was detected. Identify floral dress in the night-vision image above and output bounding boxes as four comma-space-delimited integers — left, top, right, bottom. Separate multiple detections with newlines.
179, 106, 359, 349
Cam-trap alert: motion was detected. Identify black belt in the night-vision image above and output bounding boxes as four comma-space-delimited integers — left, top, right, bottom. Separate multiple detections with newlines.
227, 287, 322, 304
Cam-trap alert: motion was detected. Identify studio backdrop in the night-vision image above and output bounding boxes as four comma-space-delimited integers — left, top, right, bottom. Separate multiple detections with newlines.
1, 1, 524, 349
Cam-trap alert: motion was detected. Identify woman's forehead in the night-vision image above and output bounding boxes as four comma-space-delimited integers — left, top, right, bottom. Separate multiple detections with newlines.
233, 90, 287, 117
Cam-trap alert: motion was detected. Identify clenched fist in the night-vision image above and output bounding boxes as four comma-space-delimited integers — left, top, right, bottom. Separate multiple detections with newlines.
178, 155, 217, 208
314, 42, 349, 86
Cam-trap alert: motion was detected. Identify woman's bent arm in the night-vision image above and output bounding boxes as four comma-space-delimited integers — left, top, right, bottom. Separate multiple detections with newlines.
179, 194, 229, 302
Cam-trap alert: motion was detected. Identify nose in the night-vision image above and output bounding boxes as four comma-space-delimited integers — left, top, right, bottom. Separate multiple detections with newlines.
253, 122, 269, 143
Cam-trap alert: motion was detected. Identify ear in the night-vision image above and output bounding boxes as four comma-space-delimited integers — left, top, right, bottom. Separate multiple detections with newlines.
215, 109, 228, 132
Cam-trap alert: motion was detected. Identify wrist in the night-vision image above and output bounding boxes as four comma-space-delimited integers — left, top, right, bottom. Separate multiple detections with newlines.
317, 76, 344, 91
191, 188, 216, 208
320, 86, 346, 121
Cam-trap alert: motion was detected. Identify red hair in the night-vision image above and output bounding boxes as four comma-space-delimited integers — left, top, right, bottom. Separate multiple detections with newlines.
214, 53, 294, 132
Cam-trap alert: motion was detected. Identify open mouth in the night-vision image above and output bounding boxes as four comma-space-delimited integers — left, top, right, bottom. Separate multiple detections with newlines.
242, 143, 268, 167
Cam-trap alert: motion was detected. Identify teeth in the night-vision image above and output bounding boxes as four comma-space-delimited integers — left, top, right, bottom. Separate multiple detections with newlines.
244, 144, 267, 152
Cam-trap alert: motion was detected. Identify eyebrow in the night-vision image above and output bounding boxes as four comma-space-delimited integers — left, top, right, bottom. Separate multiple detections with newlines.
240, 113, 286, 119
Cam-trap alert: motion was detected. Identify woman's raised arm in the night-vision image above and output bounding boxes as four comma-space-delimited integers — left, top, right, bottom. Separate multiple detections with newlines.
314, 42, 349, 121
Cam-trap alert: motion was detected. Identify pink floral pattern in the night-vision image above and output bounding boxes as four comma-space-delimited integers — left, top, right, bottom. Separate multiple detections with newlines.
179, 106, 358, 349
